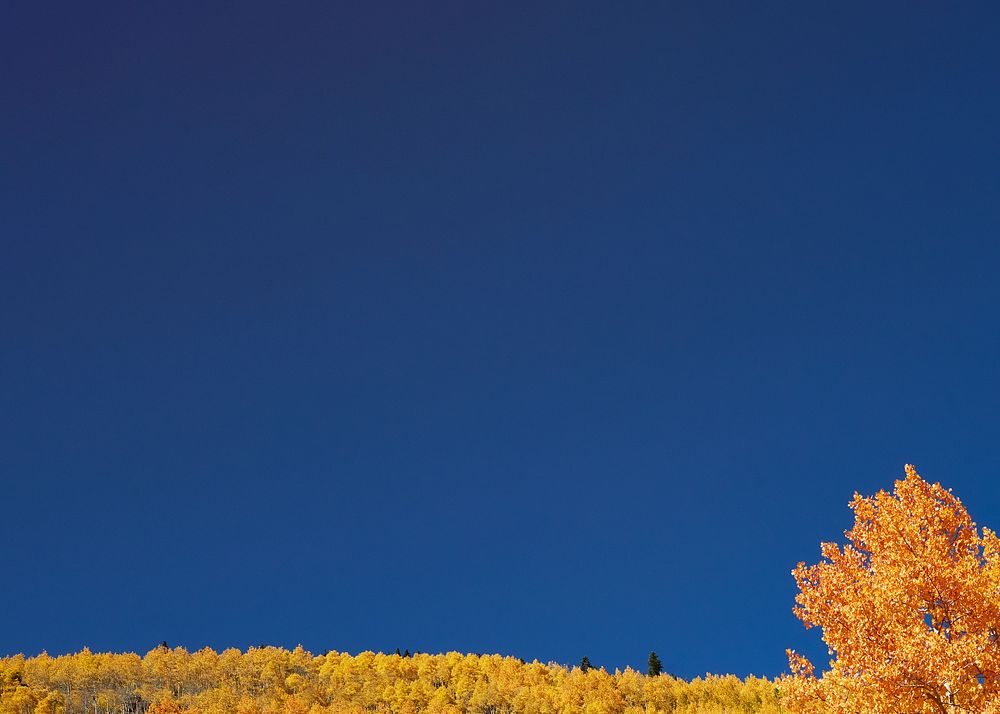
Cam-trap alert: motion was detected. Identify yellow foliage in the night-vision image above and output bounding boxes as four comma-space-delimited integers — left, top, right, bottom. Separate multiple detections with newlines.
0, 647, 786, 714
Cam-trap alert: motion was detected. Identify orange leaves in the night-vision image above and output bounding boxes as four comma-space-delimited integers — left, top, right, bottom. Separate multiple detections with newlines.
785, 651, 814, 680
149, 701, 183, 714
785, 465, 1000, 714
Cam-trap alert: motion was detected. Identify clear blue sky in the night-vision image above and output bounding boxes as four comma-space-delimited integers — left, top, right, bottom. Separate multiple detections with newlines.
4, 2, 1000, 679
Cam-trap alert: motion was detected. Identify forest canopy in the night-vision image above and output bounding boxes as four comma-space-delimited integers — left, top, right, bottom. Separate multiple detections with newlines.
0, 647, 785, 714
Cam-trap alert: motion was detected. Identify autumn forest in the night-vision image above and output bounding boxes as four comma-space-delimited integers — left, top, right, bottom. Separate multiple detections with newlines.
0, 647, 784, 714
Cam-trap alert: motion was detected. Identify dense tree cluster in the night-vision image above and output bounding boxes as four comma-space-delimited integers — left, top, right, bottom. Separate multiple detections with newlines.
0, 647, 785, 714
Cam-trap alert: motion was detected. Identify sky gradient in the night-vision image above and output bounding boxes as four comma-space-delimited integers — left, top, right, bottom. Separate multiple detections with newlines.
4, 2, 1000, 679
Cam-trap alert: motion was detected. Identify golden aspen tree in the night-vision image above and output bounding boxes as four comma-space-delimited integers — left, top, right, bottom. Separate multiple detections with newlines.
785, 465, 1000, 714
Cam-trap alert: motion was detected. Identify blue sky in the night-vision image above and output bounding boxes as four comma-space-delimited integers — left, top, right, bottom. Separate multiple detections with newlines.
3, 2, 1000, 678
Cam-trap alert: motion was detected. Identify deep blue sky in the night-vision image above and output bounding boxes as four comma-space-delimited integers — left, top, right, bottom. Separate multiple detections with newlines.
4, 2, 1000, 679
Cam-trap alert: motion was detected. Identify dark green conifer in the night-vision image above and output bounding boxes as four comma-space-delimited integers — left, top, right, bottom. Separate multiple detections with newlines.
579, 656, 592, 672
647, 651, 663, 677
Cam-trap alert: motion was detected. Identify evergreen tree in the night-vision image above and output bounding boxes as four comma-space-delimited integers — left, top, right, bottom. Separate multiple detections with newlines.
579, 656, 592, 673
647, 651, 663, 676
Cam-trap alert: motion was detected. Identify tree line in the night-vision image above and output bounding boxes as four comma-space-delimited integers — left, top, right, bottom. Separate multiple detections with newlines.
0, 647, 785, 714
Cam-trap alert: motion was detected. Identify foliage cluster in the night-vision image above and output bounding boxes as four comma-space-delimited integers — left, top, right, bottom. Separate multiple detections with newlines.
0, 647, 785, 714
783, 465, 1000, 714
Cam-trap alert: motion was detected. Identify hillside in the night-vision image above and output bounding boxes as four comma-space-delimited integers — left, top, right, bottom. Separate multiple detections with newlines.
0, 647, 786, 714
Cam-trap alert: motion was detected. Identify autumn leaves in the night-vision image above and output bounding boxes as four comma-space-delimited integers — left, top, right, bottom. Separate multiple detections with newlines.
784, 465, 1000, 714
0, 648, 784, 714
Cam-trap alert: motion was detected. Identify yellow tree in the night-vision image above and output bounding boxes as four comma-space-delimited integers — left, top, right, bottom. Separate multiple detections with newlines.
784, 465, 1000, 714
